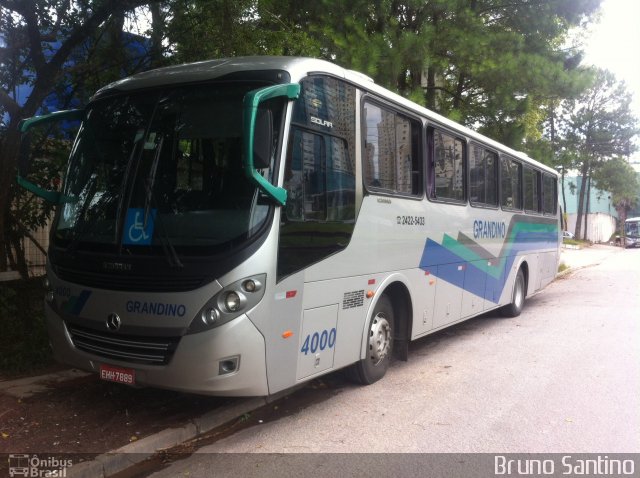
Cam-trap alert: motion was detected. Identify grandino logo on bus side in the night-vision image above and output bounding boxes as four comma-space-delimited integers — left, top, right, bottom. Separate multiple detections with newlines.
473, 220, 506, 239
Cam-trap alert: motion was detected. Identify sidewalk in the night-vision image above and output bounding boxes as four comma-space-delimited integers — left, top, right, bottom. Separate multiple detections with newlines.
1, 243, 624, 477
0, 369, 89, 399
559, 242, 623, 271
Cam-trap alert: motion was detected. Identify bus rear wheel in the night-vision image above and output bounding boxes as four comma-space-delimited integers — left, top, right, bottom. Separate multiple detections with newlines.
349, 295, 394, 385
501, 268, 525, 317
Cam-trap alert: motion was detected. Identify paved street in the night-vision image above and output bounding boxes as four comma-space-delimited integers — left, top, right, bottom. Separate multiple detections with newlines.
147, 246, 639, 476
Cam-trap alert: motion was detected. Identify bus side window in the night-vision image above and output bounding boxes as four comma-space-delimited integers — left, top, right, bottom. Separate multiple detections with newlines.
500, 157, 522, 210
524, 166, 541, 213
283, 129, 325, 221
469, 144, 498, 207
362, 102, 422, 197
542, 174, 557, 215
430, 127, 465, 202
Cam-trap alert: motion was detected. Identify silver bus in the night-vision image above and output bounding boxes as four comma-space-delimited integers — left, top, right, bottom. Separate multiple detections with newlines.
624, 217, 640, 247
19, 57, 560, 396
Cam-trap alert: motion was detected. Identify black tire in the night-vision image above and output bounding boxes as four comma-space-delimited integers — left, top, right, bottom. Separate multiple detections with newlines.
349, 295, 394, 385
501, 268, 526, 318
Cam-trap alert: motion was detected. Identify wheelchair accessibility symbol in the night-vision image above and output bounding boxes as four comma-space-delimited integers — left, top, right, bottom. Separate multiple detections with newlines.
123, 208, 156, 245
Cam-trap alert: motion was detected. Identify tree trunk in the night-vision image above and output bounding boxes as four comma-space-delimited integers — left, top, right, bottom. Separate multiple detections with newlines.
561, 169, 567, 227
617, 200, 628, 246
424, 66, 436, 110
150, 2, 164, 67
0, 125, 23, 273
584, 175, 591, 241
574, 161, 590, 239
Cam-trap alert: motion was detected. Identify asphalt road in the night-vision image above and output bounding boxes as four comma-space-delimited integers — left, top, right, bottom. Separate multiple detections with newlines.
148, 247, 640, 477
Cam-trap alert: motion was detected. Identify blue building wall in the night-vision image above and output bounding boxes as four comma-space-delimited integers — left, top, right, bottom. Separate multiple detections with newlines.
2, 32, 151, 127
561, 175, 618, 242
561, 176, 617, 218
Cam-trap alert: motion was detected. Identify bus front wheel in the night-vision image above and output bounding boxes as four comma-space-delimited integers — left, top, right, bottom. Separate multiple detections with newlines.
349, 295, 394, 385
501, 268, 526, 318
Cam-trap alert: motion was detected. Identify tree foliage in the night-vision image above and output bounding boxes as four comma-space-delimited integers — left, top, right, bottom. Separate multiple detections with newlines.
592, 157, 640, 234
164, 0, 324, 61
282, 0, 601, 150
1, 0, 639, 276
0, 0, 152, 276
555, 69, 639, 239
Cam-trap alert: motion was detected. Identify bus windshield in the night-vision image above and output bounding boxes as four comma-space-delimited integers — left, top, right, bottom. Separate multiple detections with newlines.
625, 219, 640, 238
54, 83, 279, 255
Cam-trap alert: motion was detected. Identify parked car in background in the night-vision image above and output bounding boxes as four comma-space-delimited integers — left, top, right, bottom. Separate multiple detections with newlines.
563, 231, 575, 240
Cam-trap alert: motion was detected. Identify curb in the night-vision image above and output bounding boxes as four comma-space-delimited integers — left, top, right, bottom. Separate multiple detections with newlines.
556, 260, 599, 279
67, 397, 267, 478
557, 244, 623, 279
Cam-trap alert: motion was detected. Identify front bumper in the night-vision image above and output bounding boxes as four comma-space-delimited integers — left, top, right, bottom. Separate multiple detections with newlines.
45, 305, 269, 397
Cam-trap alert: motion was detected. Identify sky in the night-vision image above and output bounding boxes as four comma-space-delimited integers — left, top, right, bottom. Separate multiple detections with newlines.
583, 0, 640, 167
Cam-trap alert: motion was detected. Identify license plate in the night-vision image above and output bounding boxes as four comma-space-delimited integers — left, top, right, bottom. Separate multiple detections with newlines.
99, 364, 136, 385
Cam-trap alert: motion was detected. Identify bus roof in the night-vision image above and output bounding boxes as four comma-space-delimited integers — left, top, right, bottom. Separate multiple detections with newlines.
95, 56, 556, 175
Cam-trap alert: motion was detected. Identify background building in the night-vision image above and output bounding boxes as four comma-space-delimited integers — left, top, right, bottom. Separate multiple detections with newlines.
561, 176, 617, 243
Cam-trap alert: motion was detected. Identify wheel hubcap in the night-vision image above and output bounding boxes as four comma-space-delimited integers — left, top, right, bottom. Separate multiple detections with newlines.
369, 314, 391, 366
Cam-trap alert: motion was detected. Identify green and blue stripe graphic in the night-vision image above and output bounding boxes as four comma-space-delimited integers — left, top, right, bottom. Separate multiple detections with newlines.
419, 215, 558, 303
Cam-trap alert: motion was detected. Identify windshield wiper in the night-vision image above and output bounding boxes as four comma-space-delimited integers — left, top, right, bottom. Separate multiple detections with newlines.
134, 135, 182, 268
66, 174, 98, 252
141, 177, 183, 268
115, 133, 145, 243
143, 136, 163, 229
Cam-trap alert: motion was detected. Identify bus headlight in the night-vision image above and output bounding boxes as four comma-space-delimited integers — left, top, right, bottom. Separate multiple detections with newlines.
242, 278, 262, 293
43, 275, 54, 303
201, 307, 220, 326
224, 291, 243, 312
187, 273, 267, 334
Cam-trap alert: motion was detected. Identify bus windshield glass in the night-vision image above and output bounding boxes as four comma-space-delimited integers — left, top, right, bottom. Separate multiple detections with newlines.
54, 83, 281, 254
625, 219, 640, 238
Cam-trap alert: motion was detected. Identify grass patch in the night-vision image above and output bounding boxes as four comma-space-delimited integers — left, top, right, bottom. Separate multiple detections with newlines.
563, 238, 593, 247
0, 278, 54, 377
558, 262, 569, 273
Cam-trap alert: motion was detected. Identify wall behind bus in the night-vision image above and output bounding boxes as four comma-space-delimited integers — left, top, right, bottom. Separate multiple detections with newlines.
562, 175, 618, 242
565, 212, 616, 243
562, 175, 618, 217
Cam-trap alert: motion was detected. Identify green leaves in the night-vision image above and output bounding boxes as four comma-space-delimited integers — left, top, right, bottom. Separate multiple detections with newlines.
559, 69, 638, 161
592, 157, 640, 209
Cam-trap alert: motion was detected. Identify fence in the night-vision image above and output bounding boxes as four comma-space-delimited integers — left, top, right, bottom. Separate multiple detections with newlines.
23, 223, 49, 277
0, 222, 50, 281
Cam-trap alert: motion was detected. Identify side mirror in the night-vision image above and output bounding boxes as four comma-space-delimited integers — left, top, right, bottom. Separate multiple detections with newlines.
16, 109, 83, 203
242, 84, 300, 206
